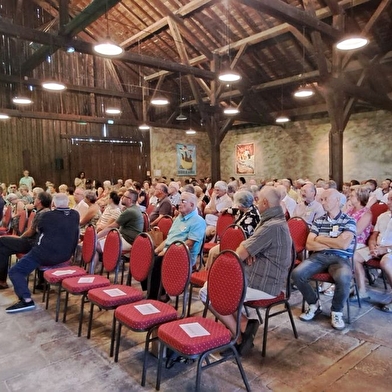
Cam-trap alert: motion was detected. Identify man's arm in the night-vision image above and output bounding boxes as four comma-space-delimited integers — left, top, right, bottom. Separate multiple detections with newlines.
96, 221, 119, 239
313, 231, 354, 250
306, 233, 330, 251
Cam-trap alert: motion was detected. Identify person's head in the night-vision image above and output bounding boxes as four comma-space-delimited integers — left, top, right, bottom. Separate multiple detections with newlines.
67, 186, 74, 196
350, 179, 360, 186
58, 184, 68, 194
257, 186, 281, 213
324, 179, 337, 190
74, 188, 85, 204
84, 190, 97, 204
178, 192, 197, 216
350, 185, 371, 208
301, 182, 317, 204
280, 179, 291, 192
19, 185, 29, 195
239, 177, 246, 185
143, 181, 150, 191
103, 180, 112, 189
23, 170, 29, 177
121, 189, 138, 207
342, 182, 351, 195
315, 179, 325, 188
213, 181, 228, 197
77, 171, 85, 179
233, 190, 254, 211
365, 179, 377, 191
133, 182, 141, 191
275, 184, 287, 199
53, 193, 69, 208
6, 193, 18, 204
154, 183, 168, 198
381, 179, 391, 191
8, 184, 18, 192
386, 191, 392, 211
109, 191, 120, 206
194, 185, 203, 198
320, 188, 341, 215
32, 187, 44, 199
35, 192, 52, 209
168, 181, 179, 195
182, 184, 195, 193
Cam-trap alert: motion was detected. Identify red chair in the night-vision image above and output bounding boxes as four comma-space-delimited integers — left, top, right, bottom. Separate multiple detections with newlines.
146, 203, 155, 216
43, 225, 94, 322
203, 213, 235, 253
113, 241, 191, 386
187, 224, 246, 316
62, 229, 122, 336
156, 215, 173, 240
156, 250, 250, 391
287, 217, 309, 266
370, 201, 388, 226
14, 208, 28, 235
0, 205, 12, 236
142, 211, 150, 232
87, 232, 155, 357
244, 243, 298, 357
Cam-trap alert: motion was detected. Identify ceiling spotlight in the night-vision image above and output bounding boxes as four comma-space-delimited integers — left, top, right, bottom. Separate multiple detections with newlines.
276, 116, 290, 123
176, 113, 187, 121
186, 129, 196, 135
66, 47, 75, 53
0, 113, 10, 119
42, 81, 66, 91
93, 39, 123, 56
12, 96, 33, 105
294, 85, 314, 98
151, 96, 169, 106
218, 69, 241, 82
139, 123, 150, 130
105, 107, 121, 115
223, 105, 240, 115
336, 36, 368, 51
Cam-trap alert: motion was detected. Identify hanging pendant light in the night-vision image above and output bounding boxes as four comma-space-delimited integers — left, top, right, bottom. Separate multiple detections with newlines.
336, 36, 368, 51
294, 84, 314, 98
42, 80, 66, 91
0, 113, 10, 119
218, 69, 241, 83
13, 96, 33, 105
223, 101, 239, 115
139, 123, 150, 130
276, 116, 290, 123
276, 85, 290, 123
105, 107, 121, 115
151, 96, 169, 106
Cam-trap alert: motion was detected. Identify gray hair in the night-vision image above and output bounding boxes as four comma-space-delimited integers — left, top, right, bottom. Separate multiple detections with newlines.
214, 181, 228, 192
233, 190, 254, 208
84, 190, 97, 203
53, 193, 69, 208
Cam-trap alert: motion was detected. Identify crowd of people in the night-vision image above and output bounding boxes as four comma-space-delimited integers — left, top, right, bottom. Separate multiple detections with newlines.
1, 169, 392, 358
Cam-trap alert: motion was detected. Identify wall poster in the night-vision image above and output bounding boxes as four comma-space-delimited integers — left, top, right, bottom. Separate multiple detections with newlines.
235, 143, 255, 175
177, 143, 196, 176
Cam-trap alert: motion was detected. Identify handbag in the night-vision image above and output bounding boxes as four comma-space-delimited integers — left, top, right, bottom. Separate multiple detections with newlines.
147, 227, 164, 246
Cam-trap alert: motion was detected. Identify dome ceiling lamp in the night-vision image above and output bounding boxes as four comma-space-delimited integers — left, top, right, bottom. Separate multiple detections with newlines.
105, 107, 122, 115
12, 95, 33, 105
42, 80, 66, 91
151, 95, 169, 106
0, 113, 10, 120
223, 101, 240, 116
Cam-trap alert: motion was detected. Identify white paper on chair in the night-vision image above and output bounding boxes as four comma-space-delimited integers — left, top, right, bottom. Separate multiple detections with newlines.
103, 288, 127, 297
78, 276, 95, 283
179, 322, 210, 338
52, 269, 77, 276
134, 303, 160, 315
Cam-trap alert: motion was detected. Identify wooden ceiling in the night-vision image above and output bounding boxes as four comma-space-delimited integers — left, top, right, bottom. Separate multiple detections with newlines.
0, 0, 391, 130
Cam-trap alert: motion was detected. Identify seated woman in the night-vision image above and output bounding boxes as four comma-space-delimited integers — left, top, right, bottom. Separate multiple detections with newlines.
79, 190, 101, 235
6, 193, 25, 234
96, 191, 122, 232
205, 190, 261, 269
97, 180, 112, 211
324, 185, 373, 297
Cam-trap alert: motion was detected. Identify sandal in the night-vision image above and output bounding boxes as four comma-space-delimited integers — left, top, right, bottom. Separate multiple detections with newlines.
380, 304, 392, 313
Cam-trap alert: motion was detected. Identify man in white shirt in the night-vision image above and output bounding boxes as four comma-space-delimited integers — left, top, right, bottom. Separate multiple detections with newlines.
293, 182, 325, 225
73, 188, 88, 218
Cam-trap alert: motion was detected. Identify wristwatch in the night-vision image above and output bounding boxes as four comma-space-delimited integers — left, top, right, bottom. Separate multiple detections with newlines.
387, 248, 392, 253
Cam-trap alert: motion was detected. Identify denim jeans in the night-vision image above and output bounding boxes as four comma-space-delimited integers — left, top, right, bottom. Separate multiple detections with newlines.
292, 252, 352, 312
8, 251, 39, 300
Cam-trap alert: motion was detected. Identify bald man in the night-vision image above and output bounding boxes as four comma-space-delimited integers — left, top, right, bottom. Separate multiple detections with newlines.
200, 186, 292, 356
292, 188, 356, 331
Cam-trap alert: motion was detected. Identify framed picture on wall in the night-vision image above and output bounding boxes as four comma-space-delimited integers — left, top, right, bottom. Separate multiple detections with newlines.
177, 143, 196, 176
235, 143, 255, 175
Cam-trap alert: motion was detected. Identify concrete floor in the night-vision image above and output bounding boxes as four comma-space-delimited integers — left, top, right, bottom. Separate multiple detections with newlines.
0, 272, 391, 392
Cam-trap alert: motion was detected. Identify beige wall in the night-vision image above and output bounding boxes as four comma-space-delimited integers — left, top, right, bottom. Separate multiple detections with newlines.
150, 110, 392, 184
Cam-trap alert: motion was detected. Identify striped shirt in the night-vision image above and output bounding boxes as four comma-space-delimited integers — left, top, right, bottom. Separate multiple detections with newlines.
310, 211, 356, 257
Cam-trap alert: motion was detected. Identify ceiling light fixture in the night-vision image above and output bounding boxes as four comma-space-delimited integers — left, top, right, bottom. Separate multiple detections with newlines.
176, 73, 187, 121
218, 69, 241, 83
275, 116, 290, 123
336, 36, 368, 51
105, 107, 121, 115
12, 96, 33, 105
139, 123, 150, 130
42, 80, 67, 91
151, 96, 169, 106
0, 113, 10, 119
276, 84, 290, 124
186, 129, 196, 135
176, 113, 187, 121
223, 103, 239, 115
294, 85, 314, 98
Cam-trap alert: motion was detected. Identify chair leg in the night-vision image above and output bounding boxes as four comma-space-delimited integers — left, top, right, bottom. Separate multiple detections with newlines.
55, 284, 62, 322
109, 313, 116, 357
63, 291, 69, 323
187, 284, 193, 317
78, 294, 86, 337
114, 322, 122, 362
142, 327, 155, 386
286, 302, 298, 338
230, 350, 251, 392
156, 340, 165, 391
87, 302, 94, 339
262, 307, 270, 357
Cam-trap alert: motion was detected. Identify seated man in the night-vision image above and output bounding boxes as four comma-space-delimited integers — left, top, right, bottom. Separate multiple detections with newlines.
149, 183, 173, 227
204, 180, 232, 239
0, 191, 52, 289
292, 189, 356, 330
97, 189, 143, 252
200, 187, 292, 356
6, 193, 80, 313
292, 182, 325, 225
146, 192, 206, 300
354, 190, 392, 311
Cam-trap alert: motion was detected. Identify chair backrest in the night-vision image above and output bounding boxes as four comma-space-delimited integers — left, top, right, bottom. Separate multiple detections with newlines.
287, 217, 309, 254
26, 210, 36, 230
207, 250, 246, 317
17, 208, 28, 235
161, 241, 191, 303
220, 224, 246, 251
82, 224, 97, 272
285, 242, 297, 300
157, 215, 173, 240
146, 203, 155, 216
215, 213, 235, 241
142, 211, 150, 232
102, 229, 122, 278
193, 235, 206, 271
129, 232, 154, 284
1, 205, 12, 228
370, 202, 388, 226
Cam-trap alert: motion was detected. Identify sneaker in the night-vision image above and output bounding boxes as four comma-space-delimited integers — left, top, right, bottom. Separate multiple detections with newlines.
299, 301, 322, 321
331, 311, 345, 330
5, 299, 35, 313
323, 284, 335, 297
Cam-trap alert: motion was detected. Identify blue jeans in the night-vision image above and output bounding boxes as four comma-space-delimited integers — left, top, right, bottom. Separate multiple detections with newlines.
292, 252, 352, 312
8, 251, 39, 300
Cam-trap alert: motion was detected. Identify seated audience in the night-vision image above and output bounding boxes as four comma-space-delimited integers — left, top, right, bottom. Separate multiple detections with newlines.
168, 181, 181, 207
73, 188, 89, 218
96, 191, 122, 232
79, 190, 101, 235
292, 182, 324, 225
149, 183, 172, 227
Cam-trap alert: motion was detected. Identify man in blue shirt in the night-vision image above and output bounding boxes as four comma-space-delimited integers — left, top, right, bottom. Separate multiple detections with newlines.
292, 188, 356, 330
147, 191, 206, 300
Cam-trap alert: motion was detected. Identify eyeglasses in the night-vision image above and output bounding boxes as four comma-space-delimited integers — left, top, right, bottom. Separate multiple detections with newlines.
180, 199, 188, 204
122, 194, 132, 200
